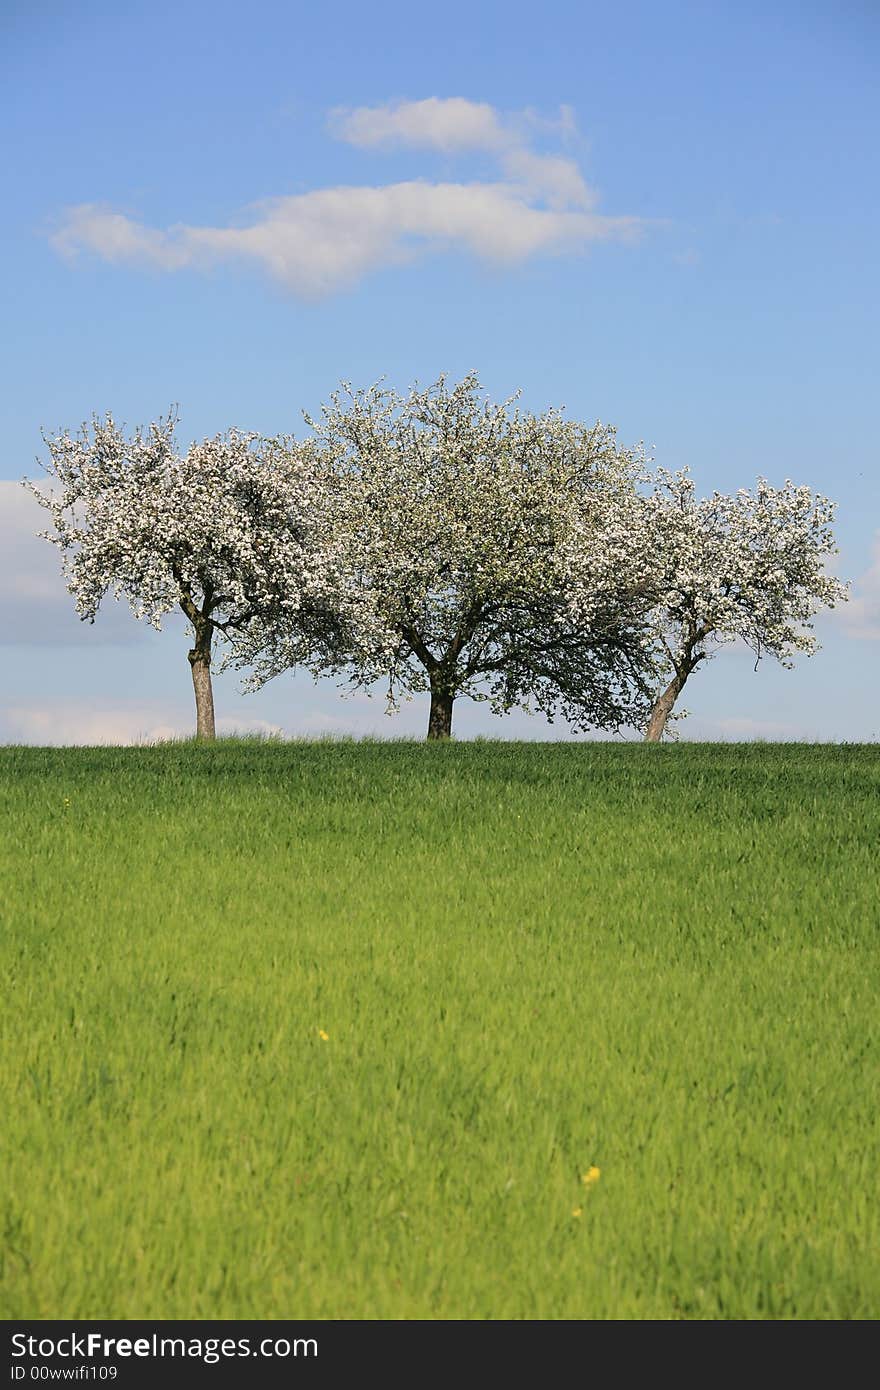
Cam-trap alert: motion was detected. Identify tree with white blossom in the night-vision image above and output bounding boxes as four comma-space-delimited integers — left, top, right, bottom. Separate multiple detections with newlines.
27, 390, 845, 748
640, 471, 849, 741
26, 414, 327, 739
242, 374, 662, 739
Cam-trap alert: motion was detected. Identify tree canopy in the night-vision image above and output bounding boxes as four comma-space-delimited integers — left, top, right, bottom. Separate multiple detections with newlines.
27, 382, 849, 742
28, 413, 326, 738
242, 373, 660, 738
641, 471, 848, 739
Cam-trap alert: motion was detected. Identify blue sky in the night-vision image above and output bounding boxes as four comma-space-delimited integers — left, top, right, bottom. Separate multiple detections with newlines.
1, 0, 877, 742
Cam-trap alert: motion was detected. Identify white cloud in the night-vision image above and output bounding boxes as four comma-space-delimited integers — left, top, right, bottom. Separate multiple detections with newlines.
841, 532, 880, 640
0, 701, 176, 745
51, 209, 194, 270
0, 701, 283, 745
53, 185, 641, 299
331, 99, 593, 209
500, 148, 593, 209
329, 96, 508, 153
521, 103, 578, 143
51, 98, 644, 298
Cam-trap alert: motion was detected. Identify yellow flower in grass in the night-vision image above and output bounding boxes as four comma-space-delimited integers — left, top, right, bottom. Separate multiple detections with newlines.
572, 1207, 583, 1218
582, 1166, 601, 1187
318, 1029, 330, 1041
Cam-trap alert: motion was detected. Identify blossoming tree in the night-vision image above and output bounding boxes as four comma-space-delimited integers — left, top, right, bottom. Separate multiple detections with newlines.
641, 471, 848, 741
244, 374, 661, 739
26, 413, 326, 739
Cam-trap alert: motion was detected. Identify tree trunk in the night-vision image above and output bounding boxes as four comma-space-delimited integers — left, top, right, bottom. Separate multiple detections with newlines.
188, 625, 216, 740
645, 669, 688, 742
427, 684, 454, 740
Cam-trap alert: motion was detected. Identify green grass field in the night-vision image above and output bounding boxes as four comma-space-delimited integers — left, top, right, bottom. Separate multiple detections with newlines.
1, 741, 878, 1319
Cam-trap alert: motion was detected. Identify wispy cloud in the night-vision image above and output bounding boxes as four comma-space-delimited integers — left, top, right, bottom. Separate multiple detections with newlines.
51, 97, 645, 298
328, 96, 509, 153
0, 700, 282, 745
330, 97, 594, 208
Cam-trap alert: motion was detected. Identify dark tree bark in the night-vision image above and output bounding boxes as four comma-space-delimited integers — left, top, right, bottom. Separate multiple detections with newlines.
188, 619, 216, 740
645, 638, 706, 742
409, 606, 485, 741
401, 625, 458, 741
176, 574, 218, 741
427, 682, 454, 740
644, 668, 688, 742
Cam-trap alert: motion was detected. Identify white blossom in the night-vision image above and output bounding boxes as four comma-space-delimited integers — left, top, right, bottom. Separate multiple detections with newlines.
639, 470, 849, 740
25, 414, 329, 738
25, 394, 847, 747
240, 374, 661, 739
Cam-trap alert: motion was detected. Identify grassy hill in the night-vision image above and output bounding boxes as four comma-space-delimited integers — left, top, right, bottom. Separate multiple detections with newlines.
1, 740, 878, 1318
